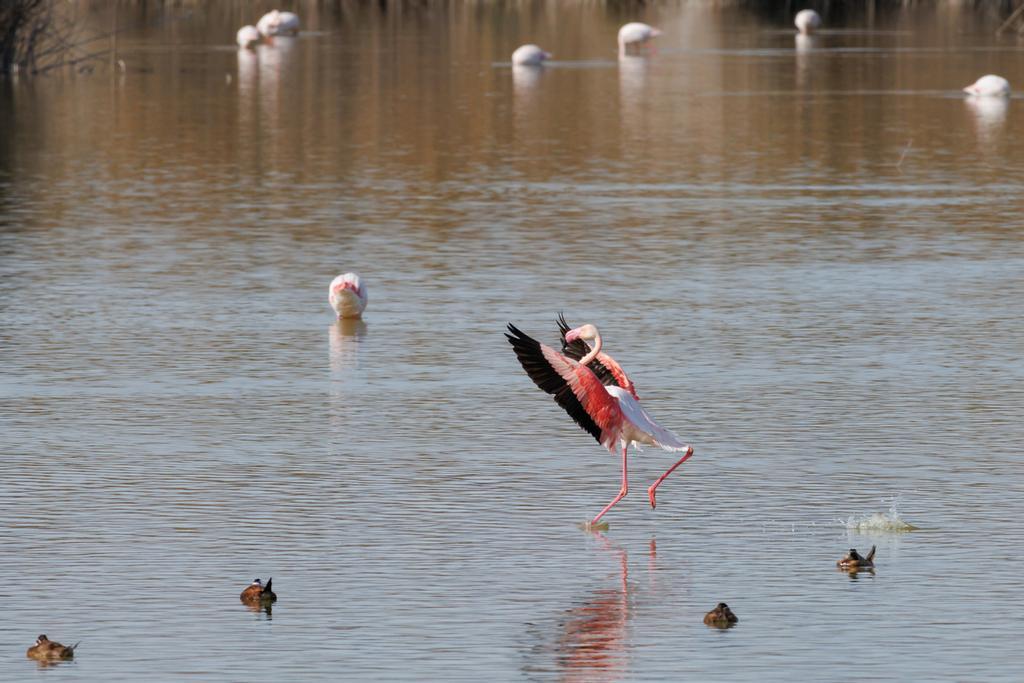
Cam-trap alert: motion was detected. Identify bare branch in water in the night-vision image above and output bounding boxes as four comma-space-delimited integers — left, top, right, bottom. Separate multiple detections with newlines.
0, 1, 170, 76
0, 0, 54, 74
895, 139, 913, 173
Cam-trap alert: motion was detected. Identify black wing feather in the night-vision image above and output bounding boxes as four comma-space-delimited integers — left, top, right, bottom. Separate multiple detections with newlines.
556, 313, 620, 389
506, 323, 603, 444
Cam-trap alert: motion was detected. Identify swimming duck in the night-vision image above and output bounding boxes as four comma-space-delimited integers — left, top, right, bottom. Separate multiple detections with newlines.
240, 577, 277, 605
837, 546, 875, 570
26, 635, 77, 661
703, 602, 738, 627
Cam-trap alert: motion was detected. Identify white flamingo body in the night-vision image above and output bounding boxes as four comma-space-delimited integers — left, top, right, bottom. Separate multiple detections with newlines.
329, 273, 368, 319
257, 10, 300, 37
606, 385, 688, 452
964, 75, 1011, 97
794, 10, 822, 35
237, 25, 261, 49
512, 44, 551, 66
618, 22, 661, 55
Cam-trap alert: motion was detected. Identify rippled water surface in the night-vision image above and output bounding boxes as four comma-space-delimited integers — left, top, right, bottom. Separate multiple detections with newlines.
2, 2, 1024, 680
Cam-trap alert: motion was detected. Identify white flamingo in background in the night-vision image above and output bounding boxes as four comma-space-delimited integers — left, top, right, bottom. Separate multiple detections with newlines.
963, 75, 1011, 97
794, 10, 822, 35
618, 22, 661, 57
236, 25, 261, 49
506, 320, 694, 528
257, 10, 300, 37
329, 273, 368, 319
512, 44, 552, 66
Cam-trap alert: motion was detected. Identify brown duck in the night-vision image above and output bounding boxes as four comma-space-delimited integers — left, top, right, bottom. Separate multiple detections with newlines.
240, 577, 277, 605
26, 635, 77, 661
837, 546, 875, 570
703, 603, 738, 627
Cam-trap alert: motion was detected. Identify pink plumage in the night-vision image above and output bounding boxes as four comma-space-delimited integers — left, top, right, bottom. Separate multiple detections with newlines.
507, 320, 694, 527
329, 273, 367, 319
559, 313, 639, 401
540, 343, 625, 449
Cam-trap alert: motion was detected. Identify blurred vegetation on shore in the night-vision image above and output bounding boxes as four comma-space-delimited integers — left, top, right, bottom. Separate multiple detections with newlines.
3, 0, 1022, 76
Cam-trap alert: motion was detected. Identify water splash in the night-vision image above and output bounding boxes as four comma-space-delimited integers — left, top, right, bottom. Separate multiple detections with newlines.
840, 495, 918, 532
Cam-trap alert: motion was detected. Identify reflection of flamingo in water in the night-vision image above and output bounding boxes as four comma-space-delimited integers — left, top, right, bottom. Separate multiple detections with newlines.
965, 95, 1009, 147
512, 64, 543, 92
794, 34, 818, 89
521, 535, 665, 681
555, 535, 632, 682
329, 318, 367, 375
506, 319, 694, 528
617, 54, 650, 106
795, 33, 817, 53
236, 36, 300, 136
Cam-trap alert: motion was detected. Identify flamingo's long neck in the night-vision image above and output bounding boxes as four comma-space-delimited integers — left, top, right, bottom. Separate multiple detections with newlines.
579, 331, 602, 366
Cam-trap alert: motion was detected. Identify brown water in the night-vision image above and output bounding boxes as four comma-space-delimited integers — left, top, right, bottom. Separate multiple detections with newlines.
2, 2, 1024, 680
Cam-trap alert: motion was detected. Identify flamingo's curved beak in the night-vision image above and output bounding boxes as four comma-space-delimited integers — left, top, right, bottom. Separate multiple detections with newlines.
564, 329, 580, 343
333, 282, 358, 296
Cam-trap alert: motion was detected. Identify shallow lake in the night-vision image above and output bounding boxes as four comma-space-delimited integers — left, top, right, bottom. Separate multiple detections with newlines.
2, 2, 1023, 680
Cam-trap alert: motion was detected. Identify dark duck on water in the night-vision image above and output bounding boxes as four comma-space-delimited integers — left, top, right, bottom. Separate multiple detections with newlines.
240, 577, 277, 605
703, 603, 739, 628
26, 635, 77, 661
837, 546, 876, 571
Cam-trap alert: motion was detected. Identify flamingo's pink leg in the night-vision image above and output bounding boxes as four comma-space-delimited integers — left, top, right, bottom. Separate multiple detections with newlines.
647, 446, 693, 509
591, 445, 629, 526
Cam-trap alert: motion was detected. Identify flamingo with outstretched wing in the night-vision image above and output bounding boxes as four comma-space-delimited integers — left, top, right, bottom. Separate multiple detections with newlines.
506, 322, 693, 527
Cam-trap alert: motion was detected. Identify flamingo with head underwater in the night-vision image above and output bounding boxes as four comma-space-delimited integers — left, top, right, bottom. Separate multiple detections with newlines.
257, 10, 300, 37
506, 317, 694, 528
618, 22, 661, 57
329, 273, 368, 319
794, 9, 822, 35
